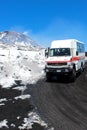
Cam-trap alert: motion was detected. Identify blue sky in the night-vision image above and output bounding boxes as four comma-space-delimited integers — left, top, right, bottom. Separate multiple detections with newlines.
0, 0, 87, 49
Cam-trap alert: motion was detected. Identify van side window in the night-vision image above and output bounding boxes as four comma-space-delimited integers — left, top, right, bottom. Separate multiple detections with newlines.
77, 42, 85, 53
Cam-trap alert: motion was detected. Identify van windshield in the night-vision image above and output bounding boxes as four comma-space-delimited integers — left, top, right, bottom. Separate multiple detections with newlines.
49, 48, 71, 57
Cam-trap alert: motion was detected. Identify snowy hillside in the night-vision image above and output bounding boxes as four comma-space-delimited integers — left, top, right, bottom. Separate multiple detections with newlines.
0, 30, 46, 85
0, 31, 41, 50
0, 44, 45, 87
0, 31, 46, 86
0, 32, 54, 130
0, 45, 48, 129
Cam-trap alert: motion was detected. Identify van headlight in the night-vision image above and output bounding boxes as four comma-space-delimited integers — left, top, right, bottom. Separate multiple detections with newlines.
65, 69, 69, 72
67, 62, 73, 68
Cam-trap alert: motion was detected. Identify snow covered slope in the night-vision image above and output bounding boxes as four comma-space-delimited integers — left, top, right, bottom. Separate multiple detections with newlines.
0, 31, 41, 50
0, 48, 45, 87
0, 31, 55, 130
0, 31, 45, 87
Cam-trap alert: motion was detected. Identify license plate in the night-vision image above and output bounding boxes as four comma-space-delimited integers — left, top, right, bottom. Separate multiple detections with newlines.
56, 70, 61, 72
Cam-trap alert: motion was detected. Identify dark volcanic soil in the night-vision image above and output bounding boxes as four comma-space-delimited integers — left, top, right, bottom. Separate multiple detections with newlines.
29, 63, 87, 130
0, 84, 46, 130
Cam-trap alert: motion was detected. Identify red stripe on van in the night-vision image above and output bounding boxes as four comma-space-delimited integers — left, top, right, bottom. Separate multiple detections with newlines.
71, 56, 85, 61
46, 56, 85, 63
71, 56, 79, 61
46, 60, 70, 63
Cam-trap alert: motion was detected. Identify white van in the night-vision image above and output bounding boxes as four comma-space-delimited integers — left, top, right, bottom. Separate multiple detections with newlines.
45, 39, 85, 81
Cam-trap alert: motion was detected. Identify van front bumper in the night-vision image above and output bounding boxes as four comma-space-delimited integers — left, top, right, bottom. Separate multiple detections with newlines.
45, 67, 73, 74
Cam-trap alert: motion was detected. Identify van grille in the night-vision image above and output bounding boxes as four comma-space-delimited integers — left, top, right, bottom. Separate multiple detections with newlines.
47, 62, 67, 66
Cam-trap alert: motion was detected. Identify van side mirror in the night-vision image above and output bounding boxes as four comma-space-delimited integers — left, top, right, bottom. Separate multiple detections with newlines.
76, 51, 78, 55
45, 47, 50, 57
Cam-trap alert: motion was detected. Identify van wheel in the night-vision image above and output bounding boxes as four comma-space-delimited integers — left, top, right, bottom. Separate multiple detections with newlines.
71, 69, 76, 82
46, 73, 51, 82
80, 64, 84, 72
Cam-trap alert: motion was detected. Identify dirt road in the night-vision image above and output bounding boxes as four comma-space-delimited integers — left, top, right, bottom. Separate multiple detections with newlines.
30, 63, 87, 130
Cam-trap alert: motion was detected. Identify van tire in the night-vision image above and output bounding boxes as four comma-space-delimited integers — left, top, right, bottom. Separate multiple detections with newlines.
71, 68, 76, 82
46, 73, 51, 82
80, 63, 84, 73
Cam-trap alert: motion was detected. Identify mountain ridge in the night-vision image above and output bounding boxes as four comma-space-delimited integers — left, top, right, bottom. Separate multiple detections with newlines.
0, 31, 41, 50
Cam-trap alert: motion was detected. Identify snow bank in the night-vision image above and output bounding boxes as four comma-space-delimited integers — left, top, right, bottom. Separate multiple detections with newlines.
0, 47, 45, 88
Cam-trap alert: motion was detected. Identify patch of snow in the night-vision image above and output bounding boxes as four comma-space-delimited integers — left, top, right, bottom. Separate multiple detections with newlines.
10, 123, 15, 127
0, 98, 7, 102
0, 98, 7, 106
12, 86, 26, 91
0, 119, 8, 128
0, 103, 5, 106
18, 112, 47, 129
48, 128, 55, 130
17, 116, 21, 120
14, 94, 31, 100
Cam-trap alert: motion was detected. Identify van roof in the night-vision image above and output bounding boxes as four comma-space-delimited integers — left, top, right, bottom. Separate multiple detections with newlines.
51, 39, 84, 48
52, 39, 84, 44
